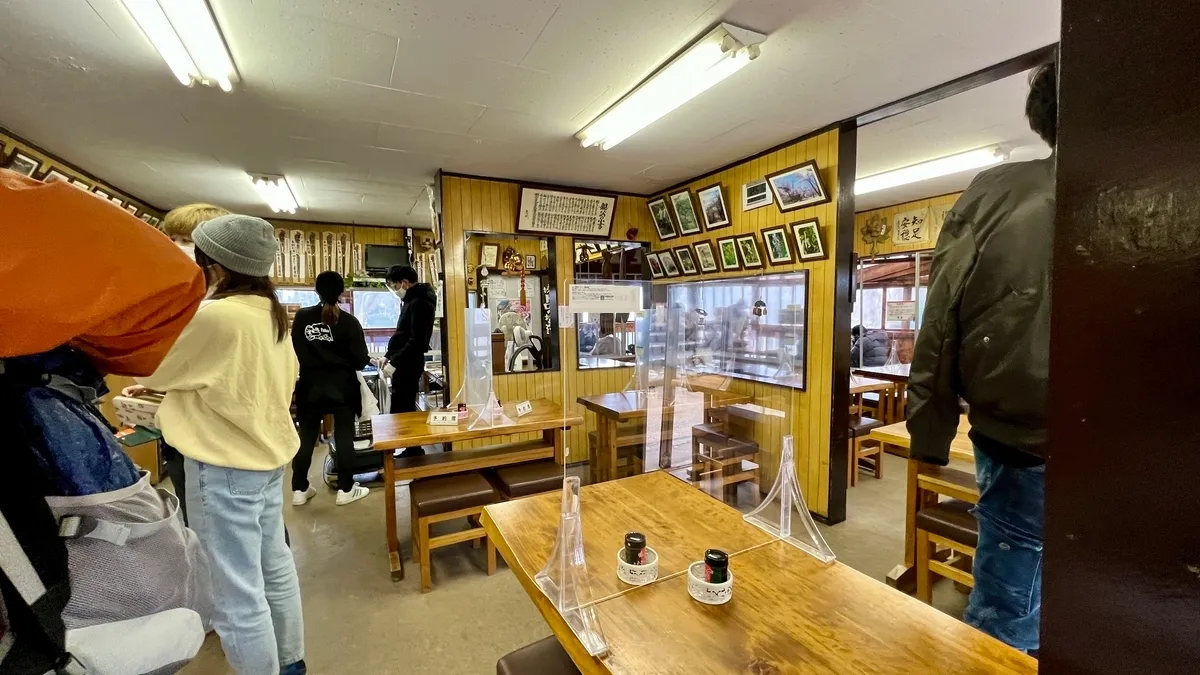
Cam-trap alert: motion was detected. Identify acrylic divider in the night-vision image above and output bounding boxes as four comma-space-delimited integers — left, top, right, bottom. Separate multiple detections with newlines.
461, 307, 513, 430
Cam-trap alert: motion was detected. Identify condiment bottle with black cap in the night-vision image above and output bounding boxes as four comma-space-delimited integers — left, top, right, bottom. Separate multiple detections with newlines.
704, 549, 729, 583
623, 532, 647, 565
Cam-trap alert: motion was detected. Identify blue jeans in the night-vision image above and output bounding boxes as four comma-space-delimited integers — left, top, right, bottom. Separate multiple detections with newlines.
186, 459, 305, 674
964, 448, 1045, 653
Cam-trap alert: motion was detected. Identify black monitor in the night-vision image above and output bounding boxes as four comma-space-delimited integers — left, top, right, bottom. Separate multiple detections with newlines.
364, 244, 410, 276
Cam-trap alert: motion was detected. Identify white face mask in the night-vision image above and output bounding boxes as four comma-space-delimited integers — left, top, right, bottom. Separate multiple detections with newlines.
177, 242, 195, 261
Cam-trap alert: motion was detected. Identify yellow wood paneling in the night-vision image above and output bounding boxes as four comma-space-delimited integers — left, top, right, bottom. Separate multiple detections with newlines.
645, 130, 842, 516
853, 193, 962, 257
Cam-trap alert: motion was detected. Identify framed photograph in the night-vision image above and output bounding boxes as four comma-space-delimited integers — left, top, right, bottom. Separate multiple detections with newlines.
44, 169, 72, 184
124, 204, 138, 215
148, 216, 161, 226
791, 217, 827, 260
7, 151, 40, 177
696, 183, 731, 230
524, 254, 538, 270
647, 197, 677, 241
93, 188, 112, 200
109, 196, 124, 206
766, 160, 830, 212
139, 214, 154, 224
659, 249, 681, 277
693, 241, 718, 273
69, 179, 91, 191
673, 246, 699, 275
735, 235, 763, 269
761, 226, 794, 265
480, 243, 499, 268
644, 251, 664, 279
668, 189, 703, 236
742, 179, 771, 211
716, 237, 740, 271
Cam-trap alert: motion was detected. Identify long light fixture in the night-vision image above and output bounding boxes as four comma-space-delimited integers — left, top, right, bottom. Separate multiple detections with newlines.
854, 147, 1009, 196
577, 23, 767, 150
120, 0, 238, 91
249, 174, 298, 214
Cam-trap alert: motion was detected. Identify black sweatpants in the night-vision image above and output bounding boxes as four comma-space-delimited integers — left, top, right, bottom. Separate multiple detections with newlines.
390, 366, 422, 454
293, 405, 356, 493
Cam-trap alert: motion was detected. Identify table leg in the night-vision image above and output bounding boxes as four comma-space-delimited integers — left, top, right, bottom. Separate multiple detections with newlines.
546, 427, 566, 465
894, 383, 907, 422
886, 453, 920, 593
603, 418, 618, 483
384, 456, 403, 582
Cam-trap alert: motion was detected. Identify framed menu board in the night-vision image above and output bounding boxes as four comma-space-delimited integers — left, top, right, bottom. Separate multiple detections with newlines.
516, 186, 616, 238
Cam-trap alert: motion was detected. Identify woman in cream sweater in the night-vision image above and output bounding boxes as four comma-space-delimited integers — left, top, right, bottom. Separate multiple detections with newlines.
138, 214, 306, 675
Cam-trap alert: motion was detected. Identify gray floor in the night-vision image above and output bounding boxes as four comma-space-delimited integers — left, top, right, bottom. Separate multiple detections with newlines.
180, 450, 968, 674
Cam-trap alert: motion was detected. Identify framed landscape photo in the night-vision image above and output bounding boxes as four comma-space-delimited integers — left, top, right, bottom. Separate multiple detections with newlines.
647, 197, 677, 241
766, 160, 830, 212
44, 169, 72, 184
674, 246, 698, 275
742, 179, 771, 211
696, 183, 731, 230
693, 241, 718, 273
124, 204, 138, 215
792, 217, 827, 260
761, 226, 794, 265
716, 237, 740, 271
735, 235, 763, 269
8, 151, 40, 177
659, 249, 681, 277
69, 179, 91, 191
644, 251, 664, 279
668, 189, 703, 236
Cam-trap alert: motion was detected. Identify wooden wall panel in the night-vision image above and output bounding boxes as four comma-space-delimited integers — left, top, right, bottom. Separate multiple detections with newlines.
852, 193, 961, 257
645, 129, 842, 516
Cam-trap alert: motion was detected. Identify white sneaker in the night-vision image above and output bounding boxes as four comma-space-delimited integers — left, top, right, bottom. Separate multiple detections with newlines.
335, 483, 370, 506
292, 487, 317, 506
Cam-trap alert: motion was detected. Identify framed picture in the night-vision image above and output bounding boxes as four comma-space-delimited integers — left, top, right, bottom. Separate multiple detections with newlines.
7, 152, 40, 177
644, 251, 664, 279
735, 235, 763, 269
674, 246, 699, 275
524, 254, 537, 270
139, 214, 154, 224
693, 241, 719, 273
696, 183, 731, 230
761, 226, 794, 265
124, 204, 138, 215
148, 216, 161, 226
647, 197, 677, 241
742, 179, 771, 211
44, 169, 72, 184
109, 196, 124, 206
93, 188, 112, 200
716, 237, 740, 271
791, 217, 827, 260
668, 189, 703, 236
766, 160, 830, 212
516, 186, 616, 238
69, 179, 91, 191
659, 249, 681, 277
480, 243, 499, 268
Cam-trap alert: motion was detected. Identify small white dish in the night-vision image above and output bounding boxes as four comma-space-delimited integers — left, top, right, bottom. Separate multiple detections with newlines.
616, 547, 659, 586
687, 561, 733, 605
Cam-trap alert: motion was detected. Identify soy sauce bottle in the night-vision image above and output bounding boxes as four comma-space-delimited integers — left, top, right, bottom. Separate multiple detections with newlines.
704, 549, 729, 583
623, 532, 647, 565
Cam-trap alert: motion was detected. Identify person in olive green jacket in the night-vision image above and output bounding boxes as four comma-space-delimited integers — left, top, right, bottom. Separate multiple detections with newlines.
906, 63, 1057, 655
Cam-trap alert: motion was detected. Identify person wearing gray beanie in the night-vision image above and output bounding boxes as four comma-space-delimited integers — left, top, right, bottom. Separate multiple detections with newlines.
192, 213, 279, 277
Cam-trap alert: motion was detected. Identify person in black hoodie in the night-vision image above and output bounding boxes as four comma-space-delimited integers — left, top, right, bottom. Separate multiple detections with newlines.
291, 271, 372, 506
384, 265, 437, 457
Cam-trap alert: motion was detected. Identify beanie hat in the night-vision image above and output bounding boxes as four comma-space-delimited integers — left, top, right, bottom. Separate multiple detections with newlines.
192, 214, 278, 277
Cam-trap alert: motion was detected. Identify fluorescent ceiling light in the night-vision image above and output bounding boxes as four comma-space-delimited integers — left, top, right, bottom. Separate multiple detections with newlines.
121, 0, 238, 91
577, 23, 767, 150
250, 174, 298, 214
854, 147, 1009, 196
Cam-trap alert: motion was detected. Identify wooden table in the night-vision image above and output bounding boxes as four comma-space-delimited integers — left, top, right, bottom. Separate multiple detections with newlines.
371, 399, 582, 581
853, 364, 911, 421
871, 417, 975, 592
482, 471, 1036, 675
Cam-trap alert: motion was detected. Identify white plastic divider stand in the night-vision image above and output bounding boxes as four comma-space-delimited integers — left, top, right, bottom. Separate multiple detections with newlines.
534, 480, 609, 656
743, 435, 837, 563
462, 307, 513, 430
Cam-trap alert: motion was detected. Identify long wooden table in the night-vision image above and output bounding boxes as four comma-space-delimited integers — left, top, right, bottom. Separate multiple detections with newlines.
482, 471, 1036, 675
371, 399, 582, 581
871, 417, 976, 592
853, 363, 911, 422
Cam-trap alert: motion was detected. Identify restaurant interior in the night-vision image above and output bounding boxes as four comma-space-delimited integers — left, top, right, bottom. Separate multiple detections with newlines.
4, 0, 1194, 674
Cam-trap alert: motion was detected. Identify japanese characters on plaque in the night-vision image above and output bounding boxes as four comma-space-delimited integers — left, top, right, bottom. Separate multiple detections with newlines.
516, 187, 616, 238
892, 207, 931, 246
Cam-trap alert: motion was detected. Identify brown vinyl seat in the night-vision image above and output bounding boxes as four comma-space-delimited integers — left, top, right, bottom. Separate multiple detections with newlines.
411, 472, 497, 517
490, 460, 564, 499
409, 472, 499, 592
847, 415, 885, 486
848, 414, 885, 437
496, 636, 580, 675
916, 499, 978, 549
915, 498, 979, 603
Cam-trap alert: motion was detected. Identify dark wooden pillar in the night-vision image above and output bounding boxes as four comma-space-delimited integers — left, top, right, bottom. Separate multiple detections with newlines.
1044, 1, 1200, 672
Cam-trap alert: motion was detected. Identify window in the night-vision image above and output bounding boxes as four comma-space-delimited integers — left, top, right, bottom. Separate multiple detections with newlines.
352, 290, 401, 329
854, 288, 883, 329
276, 289, 320, 307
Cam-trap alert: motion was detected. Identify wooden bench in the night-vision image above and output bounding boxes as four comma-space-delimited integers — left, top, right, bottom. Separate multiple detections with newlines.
409, 472, 499, 592
393, 439, 555, 482
586, 429, 644, 479
689, 422, 760, 502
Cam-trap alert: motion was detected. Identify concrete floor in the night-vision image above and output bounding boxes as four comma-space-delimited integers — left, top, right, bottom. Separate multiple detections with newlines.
180, 450, 969, 674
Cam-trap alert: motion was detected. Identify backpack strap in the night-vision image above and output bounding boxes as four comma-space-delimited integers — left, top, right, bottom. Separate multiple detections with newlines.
55, 489, 182, 547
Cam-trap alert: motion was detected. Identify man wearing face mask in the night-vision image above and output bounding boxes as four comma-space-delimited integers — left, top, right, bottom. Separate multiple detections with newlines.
384, 265, 437, 457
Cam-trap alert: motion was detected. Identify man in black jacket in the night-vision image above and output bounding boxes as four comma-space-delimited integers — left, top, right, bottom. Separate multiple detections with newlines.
850, 325, 890, 367
385, 265, 437, 457
906, 63, 1056, 654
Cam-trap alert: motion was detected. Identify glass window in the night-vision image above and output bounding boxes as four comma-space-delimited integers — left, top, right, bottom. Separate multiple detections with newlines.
352, 290, 401, 329
854, 288, 883, 329
276, 289, 320, 307
573, 240, 648, 371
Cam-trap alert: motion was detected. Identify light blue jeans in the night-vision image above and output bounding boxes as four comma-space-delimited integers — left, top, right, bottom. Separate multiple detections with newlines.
185, 458, 305, 674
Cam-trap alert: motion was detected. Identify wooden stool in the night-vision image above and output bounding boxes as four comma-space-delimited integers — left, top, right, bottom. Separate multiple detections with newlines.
587, 429, 645, 479
847, 415, 885, 487
690, 423, 760, 502
915, 498, 978, 603
489, 460, 564, 499
496, 636, 580, 675
410, 472, 499, 593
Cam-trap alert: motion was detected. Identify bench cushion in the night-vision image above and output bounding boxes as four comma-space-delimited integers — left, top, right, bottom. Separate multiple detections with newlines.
411, 472, 497, 517
497, 636, 580, 675
916, 499, 978, 548
492, 460, 564, 499
848, 415, 885, 437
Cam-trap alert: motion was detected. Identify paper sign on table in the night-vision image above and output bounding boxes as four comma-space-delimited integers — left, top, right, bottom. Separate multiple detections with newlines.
515, 400, 533, 417
427, 410, 460, 426
886, 300, 918, 323
568, 284, 643, 314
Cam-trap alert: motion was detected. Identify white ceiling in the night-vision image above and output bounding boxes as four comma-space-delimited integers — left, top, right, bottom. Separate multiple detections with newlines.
854, 69, 1053, 211
0, 0, 1059, 227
